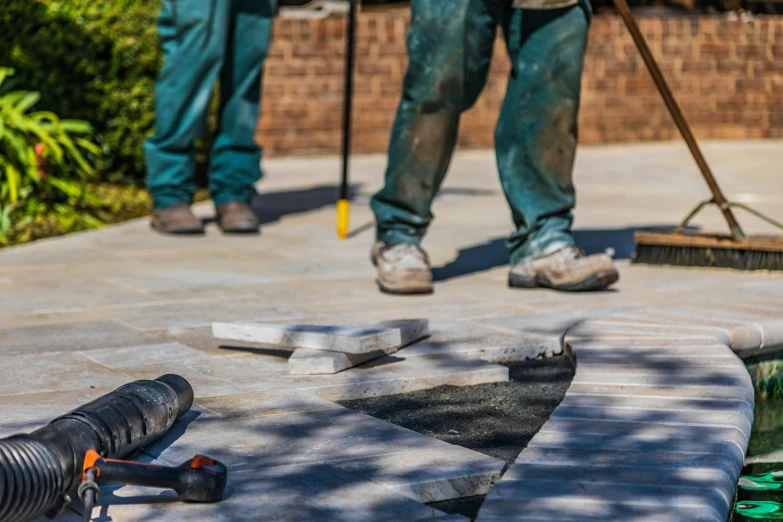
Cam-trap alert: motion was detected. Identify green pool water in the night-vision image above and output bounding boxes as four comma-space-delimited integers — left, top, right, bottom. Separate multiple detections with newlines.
735, 354, 783, 521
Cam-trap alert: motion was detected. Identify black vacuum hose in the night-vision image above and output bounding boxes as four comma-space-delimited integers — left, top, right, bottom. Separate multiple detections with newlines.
0, 374, 193, 522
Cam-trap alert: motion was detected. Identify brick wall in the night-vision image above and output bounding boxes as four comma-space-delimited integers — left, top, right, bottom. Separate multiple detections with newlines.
257, 13, 783, 156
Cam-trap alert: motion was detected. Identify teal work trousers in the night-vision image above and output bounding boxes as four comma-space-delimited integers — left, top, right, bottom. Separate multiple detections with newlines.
145, 0, 275, 209
370, 0, 591, 263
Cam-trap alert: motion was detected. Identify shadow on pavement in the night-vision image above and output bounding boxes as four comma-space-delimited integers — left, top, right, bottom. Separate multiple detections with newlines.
431, 225, 690, 282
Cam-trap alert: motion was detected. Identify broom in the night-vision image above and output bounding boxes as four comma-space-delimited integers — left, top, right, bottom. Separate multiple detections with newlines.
613, 0, 783, 271
336, 0, 357, 239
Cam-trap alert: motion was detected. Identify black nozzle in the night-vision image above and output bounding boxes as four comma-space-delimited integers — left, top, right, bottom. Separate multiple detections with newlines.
155, 374, 194, 418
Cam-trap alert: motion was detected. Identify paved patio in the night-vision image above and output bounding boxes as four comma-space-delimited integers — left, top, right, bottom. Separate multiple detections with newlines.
3, 140, 783, 521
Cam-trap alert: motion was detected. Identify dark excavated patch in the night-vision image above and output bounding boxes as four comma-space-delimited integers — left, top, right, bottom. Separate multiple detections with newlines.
339, 357, 575, 520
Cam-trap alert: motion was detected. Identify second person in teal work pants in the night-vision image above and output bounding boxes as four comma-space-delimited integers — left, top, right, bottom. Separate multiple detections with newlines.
146, 0, 276, 234
371, 0, 619, 294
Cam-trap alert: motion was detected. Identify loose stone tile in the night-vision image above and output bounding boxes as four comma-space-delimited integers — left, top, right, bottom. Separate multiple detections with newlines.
477, 478, 727, 520
87, 463, 466, 522
567, 336, 728, 349
288, 346, 397, 375
142, 407, 503, 503
0, 353, 130, 397
0, 320, 161, 355
212, 319, 429, 354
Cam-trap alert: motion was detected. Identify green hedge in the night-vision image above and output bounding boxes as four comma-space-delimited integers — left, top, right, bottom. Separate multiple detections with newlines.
0, 0, 161, 184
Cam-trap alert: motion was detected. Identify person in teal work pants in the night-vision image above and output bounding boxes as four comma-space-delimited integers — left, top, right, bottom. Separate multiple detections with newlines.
371, 0, 619, 294
146, 0, 276, 234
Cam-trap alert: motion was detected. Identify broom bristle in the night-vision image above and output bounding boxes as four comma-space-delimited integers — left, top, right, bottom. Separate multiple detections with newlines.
633, 243, 783, 271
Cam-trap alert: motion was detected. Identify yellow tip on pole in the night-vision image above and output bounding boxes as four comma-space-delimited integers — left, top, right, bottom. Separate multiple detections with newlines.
337, 199, 350, 239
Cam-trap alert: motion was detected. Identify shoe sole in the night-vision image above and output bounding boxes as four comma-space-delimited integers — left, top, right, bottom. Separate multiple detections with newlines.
150, 222, 205, 235
508, 269, 619, 292
376, 279, 434, 295
219, 226, 260, 234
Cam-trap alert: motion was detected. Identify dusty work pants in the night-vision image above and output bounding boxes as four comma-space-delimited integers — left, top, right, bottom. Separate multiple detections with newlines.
145, 0, 275, 209
370, 0, 591, 263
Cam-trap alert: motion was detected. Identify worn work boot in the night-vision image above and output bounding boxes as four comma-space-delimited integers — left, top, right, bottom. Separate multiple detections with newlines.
508, 246, 619, 292
150, 203, 205, 234
372, 242, 433, 295
216, 201, 260, 234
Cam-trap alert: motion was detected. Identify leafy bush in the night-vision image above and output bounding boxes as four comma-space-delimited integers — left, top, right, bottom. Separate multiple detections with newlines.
0, 67, 104, 243
0, 0, 162, 184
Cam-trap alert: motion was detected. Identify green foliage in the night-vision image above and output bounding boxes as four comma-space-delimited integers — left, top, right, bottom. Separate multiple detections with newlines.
0, 67, 103, 243
0, 0, 162, 184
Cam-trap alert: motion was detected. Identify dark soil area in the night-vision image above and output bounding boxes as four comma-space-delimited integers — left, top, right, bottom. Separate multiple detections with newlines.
339, 356, 575, 520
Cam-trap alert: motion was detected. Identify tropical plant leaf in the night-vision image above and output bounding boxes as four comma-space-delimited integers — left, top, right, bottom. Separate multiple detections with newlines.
59, 119, 93, 134
13, 91, 41, 113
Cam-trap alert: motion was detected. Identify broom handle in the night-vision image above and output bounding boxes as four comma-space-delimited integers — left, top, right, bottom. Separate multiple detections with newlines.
611, 0, 744, 240
340, 0, 357, 203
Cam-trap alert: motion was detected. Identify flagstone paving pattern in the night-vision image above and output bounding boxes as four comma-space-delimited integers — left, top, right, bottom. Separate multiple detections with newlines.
3, 140, 782, 521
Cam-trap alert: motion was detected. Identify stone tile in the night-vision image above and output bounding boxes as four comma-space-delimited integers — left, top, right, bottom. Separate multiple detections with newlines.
514, 448, 742, 483
571, 367, 751, 389
288, 346, 397, 375
565, 382, 754, 406
561, 393, 753, 418
80, 342, 212, 368
0, 320, 161, 356
537, 418, 749, 450
212, 319, 429, 354
527, 430, 745, 462
567, 320, 732, 345
550, 405, 752, 439
0, 271, 154, 316
500, 462, 735, 494
87, 463, 467, 522
335, 449, 505, 503
366, 355, 509, 394
141, 407, 503, 503
105, 299, 309, 331
477, 480, 725, 521
0, 353, 130, 397
195, 389, 340, 419
0, 388, 110, 437
400, 323, 557, 363
574, 348, 739, 365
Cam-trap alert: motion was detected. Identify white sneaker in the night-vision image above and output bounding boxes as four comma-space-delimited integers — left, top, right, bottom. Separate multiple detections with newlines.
371, 242, 433, 295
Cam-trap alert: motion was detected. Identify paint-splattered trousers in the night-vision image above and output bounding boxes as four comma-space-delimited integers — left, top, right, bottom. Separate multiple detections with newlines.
145, 0, 276, 209
370, 0, 592, 263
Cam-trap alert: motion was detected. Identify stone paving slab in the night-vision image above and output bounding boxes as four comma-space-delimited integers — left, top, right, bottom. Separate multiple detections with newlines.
140, 406, 504, 503
482, 309, 757, 522
212, 319, 429, 355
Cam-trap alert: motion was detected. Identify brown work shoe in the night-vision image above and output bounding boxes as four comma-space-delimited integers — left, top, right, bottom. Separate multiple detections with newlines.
150, 203, 205, 235
372, 242, 433, 295
508, 246, 619, 292
216, 201, 260, 234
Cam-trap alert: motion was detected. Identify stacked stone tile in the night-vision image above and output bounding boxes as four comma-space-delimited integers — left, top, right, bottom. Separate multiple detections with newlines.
212, 319, 430, 374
